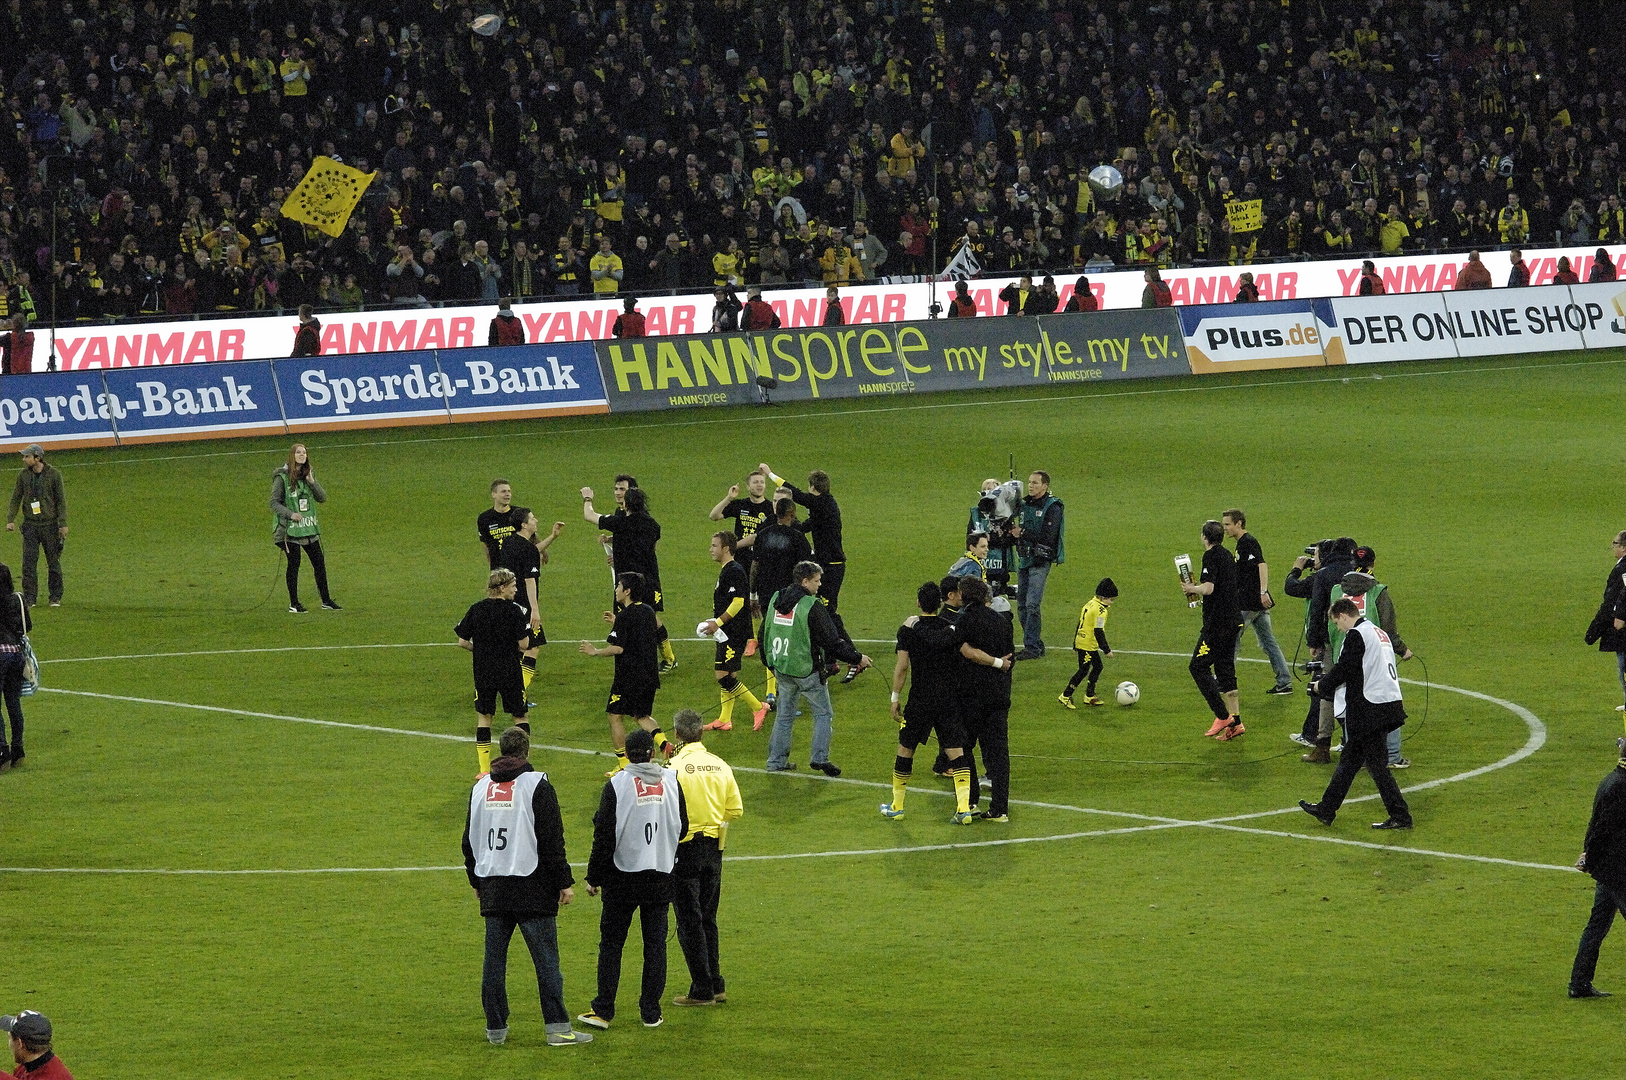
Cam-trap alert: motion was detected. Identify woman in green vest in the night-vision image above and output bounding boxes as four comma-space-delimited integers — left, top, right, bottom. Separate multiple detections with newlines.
271, 443, 340, 614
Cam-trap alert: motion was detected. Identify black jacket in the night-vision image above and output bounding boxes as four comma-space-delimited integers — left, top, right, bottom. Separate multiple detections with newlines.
1586, 767, 1626, 893
1586, 557, 1626, 652
587, 761, 687, 900
1314, 620, 1406, 741
1284, 556, 1354, 650
461, 757, 575, 917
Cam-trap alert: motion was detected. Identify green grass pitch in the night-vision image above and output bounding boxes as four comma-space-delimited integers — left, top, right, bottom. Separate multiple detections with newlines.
4, 349, 1625, 1078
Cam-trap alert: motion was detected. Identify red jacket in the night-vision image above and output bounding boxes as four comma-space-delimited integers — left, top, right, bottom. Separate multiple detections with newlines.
1456, 261, 1493, 289
742, 298, 779, 330
1064, 287, 1098, 313
12, 1052, 74, 1080
291, 320, 322, 357
489, 312, 525, 346
1358, 270, 1386, 295
1554, 269, 1580, 285
0, 328, 34, 374
947, 294, 976, 317
611, 311, 646, 337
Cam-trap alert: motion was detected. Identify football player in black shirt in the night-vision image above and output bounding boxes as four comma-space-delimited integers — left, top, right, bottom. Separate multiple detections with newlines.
708, 469, 772, 587
583, 483, 676, 673
759, 462, 859, 681
698, 532, 768, 731
748, 498, 812, 708
454, 568, 532, 774
579, 572, 671, 773
477, 479, 521, 569
1182, 519, 1245, 740
497, 509, 562, 701
884, 581, 978, 824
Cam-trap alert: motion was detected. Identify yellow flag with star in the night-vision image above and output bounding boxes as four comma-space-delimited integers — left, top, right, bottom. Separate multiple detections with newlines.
280, 156, 377, 237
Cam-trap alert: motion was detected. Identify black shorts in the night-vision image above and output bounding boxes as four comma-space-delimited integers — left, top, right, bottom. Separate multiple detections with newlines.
899, 702, 968, 752
607, 682, 657, 719
714, 639, 745, 672
614, 582, 664, 613
475, 684, 527, 718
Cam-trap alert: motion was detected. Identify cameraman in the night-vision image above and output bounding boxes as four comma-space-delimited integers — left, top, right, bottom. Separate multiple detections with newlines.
1284, 537, 1357, 755
1010, 472, 1064, 660
968, 479, 1019, 599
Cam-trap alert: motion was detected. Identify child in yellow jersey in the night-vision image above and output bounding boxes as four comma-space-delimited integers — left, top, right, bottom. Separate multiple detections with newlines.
1061, 578, 1118, 708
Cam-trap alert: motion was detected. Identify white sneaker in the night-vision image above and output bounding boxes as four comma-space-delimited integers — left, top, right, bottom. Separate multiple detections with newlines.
486, 1028, 508, 1045
1330, 742, 1344, 753
1289, 733, 1313, 747
978, 777, 992, 790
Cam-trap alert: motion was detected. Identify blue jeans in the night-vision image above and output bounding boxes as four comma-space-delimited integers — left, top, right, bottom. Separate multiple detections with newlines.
1237, 608, 1292, 685
766, 669, 834, 768
1016, 563, 1052, 653
482, 915, 569, 1031
1386, 727, 1403, 764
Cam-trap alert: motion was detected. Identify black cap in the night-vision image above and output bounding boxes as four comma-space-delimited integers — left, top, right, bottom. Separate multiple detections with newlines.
624, 729, 654, 761
1, 1012, 51, 1043
1096, 578, 1118, 598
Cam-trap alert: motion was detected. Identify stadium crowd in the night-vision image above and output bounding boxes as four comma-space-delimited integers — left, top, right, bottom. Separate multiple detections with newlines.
0, 0, 1623, 326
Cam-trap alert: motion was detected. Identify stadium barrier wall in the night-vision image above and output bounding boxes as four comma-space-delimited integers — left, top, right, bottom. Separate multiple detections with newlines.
589, 309, 1190, 412
40, 245, 1626, 369
1177, 299, 1328, 374
0, 342, 608, 451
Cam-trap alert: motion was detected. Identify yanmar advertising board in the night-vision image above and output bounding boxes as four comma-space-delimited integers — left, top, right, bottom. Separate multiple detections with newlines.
1178, 300, 1328, 373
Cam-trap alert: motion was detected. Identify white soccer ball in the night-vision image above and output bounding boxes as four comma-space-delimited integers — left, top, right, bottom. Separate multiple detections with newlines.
1115, 681, 1140, 706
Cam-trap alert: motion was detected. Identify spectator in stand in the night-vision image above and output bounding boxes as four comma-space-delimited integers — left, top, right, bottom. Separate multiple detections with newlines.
1457, 251, 1494, 290
590, 238, 623, 296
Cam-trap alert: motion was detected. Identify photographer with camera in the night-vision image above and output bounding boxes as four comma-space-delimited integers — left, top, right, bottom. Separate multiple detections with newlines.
1284, 537, 1357, 757
969, 479, 1019, 602
1009, 472, 1065, 660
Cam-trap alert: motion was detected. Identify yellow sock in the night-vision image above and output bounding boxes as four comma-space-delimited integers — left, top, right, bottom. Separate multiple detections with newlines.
650, 728, 667, 753
891, 771, 909, 811
522, 657, 536, 690
735, 684, 764, 713
765, 670, 777, 697
951, 762, 971, 813
613, 747, 628, 772
476, 735, 492, 775
718, 688, 735, 727
660, 638, 676, 664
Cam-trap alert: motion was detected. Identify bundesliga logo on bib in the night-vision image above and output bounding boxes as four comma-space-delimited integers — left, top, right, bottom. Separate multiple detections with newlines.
484, 780, 515, 808
773, 609, 796, 626
632, 776, 666, 803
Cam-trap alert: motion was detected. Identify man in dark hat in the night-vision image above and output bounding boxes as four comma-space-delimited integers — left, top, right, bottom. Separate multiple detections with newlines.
3, 1011, 72, 1078
1570, 735, 1626, 998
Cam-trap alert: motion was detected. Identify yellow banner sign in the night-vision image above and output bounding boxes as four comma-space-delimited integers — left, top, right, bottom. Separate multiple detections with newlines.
1226, 199, 1263, 233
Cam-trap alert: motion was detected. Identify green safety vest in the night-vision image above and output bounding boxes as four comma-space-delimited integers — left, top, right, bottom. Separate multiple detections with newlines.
279, 476, 320, 539
1018, 494, 1065, 568
763, 591, 817, 678
1327, 582, 1385, 662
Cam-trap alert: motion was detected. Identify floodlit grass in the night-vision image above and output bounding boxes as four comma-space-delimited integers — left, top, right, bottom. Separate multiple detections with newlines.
5, 349, 1625, 1077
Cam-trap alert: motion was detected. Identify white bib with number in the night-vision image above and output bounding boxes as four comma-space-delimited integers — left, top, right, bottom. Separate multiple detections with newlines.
468, 771, 545, 877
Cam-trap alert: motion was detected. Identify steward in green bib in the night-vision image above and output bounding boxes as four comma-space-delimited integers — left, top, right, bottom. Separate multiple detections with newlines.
760, 561, 872, 776
270, 443, 340, 614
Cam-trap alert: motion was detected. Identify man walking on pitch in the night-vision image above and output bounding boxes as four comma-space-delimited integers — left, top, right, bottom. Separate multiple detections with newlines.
953, 578, 1016, 819
1183, 519, 1245, 740
749, 498, 812, 711
1298, 599, 1412, 830
709, 469, 773, 592
456, 569, 533, 775
759, 463, 860, 681
885, 581, 978, 823
1223, 510, 1293, 695
698, 532, 768, 731
1569, 734, 1626, 999
461, 726, 592, 1047
762, 561, 873, 775
478, 479, 522, 569
669, 708, 743, 1007
578, 729, 686, 1031
6, 445, 66, 608
580, 573, 671, 772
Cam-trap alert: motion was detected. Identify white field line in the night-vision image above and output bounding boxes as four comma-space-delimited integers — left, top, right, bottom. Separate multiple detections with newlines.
10, 661, 1562, 876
